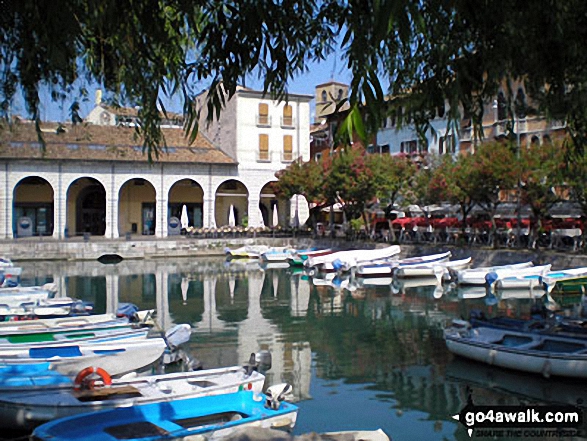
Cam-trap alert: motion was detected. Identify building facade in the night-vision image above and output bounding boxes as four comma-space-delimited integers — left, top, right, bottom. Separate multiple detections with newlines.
0, 87, 312, 239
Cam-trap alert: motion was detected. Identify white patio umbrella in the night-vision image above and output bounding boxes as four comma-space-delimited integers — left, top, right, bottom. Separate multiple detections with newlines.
181, 277, 189, 305
180, 205, 189, 230
272, 204, 279, 227
228, 204, 236, 227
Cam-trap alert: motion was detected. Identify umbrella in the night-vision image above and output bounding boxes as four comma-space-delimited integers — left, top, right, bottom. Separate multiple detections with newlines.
228, 204, 236, 227
272, 204, 279, 227
181, 277, 189, 305
180, 205, 189, 230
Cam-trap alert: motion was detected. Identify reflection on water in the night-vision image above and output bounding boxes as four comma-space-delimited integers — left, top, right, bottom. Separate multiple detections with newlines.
16, 258, 587, 440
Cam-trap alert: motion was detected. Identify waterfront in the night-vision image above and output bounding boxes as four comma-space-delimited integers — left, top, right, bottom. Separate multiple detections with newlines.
11, 256, 587, 440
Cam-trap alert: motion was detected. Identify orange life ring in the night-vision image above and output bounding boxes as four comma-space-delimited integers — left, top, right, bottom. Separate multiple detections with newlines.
73, 366, 112, 391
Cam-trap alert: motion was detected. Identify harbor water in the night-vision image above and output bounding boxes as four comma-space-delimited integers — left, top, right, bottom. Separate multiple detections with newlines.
9, 256, 587, 440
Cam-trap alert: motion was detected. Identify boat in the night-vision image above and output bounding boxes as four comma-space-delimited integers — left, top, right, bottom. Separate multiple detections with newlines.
260, 247, 295, 262
305, 245, 401, 274
394, 254, 470, 279
485, 264, 552, 288
0, 337, 168, 377
540, 267, 587, 293
287, 248, 332, 266
0, 325, 149, 348
0, 298, 93, 321
444, 320, 587, 378
0, 363, 266, 430
225, 245, 270, 259
355, 251, 452, 278
32, 385, 298, 441
0, 282, 58, 307
453, 261, 534, 285
0, 311, 142, 336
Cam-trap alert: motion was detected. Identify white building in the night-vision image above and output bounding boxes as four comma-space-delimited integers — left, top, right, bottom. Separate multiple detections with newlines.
0, 87, 312, 239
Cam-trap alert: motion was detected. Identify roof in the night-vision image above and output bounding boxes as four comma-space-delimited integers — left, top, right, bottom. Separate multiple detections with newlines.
99, 104, 184, 121
0, 122, 236, 165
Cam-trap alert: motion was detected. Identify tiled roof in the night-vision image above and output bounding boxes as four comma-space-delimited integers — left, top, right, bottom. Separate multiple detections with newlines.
0, 122, 236, 165
100, 105, 184, 120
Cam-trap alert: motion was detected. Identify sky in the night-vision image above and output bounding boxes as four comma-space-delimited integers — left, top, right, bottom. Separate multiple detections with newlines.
26, 51, 354, 124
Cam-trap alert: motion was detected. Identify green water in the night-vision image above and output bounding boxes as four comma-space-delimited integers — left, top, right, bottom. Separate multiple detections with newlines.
17, 257, 587, 440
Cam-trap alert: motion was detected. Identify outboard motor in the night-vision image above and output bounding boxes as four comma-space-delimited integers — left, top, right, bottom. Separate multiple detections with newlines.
116, 303, 139, 320
265, 383, 293, 410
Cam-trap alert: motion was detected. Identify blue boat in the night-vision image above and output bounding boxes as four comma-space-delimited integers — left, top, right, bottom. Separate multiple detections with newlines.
32, 387, 298, 441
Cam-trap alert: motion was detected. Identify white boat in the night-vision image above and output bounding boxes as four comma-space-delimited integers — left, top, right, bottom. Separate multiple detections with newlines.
0, 364, 266, 430
225, 245, 270, 259
454, 261, 534, 285
0, 312, 137, 335
485, 264, 552, 287
395, 255, 471, 279
260, 247, 295, 262
444, 320, 587, 378
540, 267, 587, 293
0, 298, 92, 320
0, 337, 168, 377
32, 386, 298, 441
356, 251, 452, 278
0, 283, 58, 307
305, 245, 401, 273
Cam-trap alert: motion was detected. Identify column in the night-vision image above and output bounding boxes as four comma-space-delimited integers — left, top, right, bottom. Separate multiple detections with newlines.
247, 195, 261, 228
105, 165, 119, 238
0, 163, 9, 239
53, 164, 65, 239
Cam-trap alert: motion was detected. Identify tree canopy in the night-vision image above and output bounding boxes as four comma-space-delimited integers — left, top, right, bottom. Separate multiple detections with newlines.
3, 1, 587, 159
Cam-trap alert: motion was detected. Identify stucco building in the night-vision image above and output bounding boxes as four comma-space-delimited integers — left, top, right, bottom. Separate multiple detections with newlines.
0, 87, 312, 239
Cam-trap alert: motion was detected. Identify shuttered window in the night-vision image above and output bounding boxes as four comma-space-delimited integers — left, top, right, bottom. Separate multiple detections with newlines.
282, 105, 293, 127
258, 103, 269, 126
283, 135, 293, 161
259, 134, 269, 161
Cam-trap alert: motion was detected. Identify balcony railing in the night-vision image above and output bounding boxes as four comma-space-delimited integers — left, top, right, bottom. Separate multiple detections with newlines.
281, 151, 294, 162
281, 116, 294, 128
257, 151, 271, 162
256, 115, 271, 127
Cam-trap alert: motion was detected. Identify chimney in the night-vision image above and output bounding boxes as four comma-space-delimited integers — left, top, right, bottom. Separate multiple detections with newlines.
95, 89, 103, 106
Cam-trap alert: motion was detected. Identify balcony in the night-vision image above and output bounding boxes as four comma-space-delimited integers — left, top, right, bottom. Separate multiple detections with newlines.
256, 115, 271, 127
257, 151, 271, 162
281, 116, 294, 129
281, 151, 294, 163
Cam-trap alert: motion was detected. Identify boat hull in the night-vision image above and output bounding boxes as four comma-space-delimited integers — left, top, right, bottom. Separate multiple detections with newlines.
445, 325, 587, 378
0, 366, 265, 430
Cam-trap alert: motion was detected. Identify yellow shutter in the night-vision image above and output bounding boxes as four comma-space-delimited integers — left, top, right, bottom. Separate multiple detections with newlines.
283, 135, 293, 161
259, 134, 269, 161
258, 103, 269, 125
283, 105, 293, 126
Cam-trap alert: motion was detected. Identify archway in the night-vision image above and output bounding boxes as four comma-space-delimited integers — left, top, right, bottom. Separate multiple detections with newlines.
215, 180, 249, 227
168, 179, 204, 234
259, 181, 289, 228
13, 176, 54, 237
66, 177, 106, 236
118, 178, 156, 236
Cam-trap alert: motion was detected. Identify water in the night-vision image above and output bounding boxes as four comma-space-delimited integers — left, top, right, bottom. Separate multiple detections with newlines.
13, 257, 587, 440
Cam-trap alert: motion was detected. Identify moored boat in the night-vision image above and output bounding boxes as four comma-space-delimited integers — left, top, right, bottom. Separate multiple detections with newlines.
485, 264, 552, 288
0, 337, 168, 377
454, 261, 534, 285
0, 363, 266, 430
540, 267, 587, 293
444, 320, 587, 378
225, 245, 270, 259
356, 251, 452, 278
32, 386, 298, 441
305, 245, 401, 273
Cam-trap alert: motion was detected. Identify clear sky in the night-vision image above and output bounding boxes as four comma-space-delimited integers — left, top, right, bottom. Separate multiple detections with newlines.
25, 50, 354, 124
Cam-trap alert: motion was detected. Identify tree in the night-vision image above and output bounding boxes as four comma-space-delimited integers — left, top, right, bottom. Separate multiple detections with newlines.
273, 159, 326, 230
5, 1, 587, 161
519, 139, 565, 240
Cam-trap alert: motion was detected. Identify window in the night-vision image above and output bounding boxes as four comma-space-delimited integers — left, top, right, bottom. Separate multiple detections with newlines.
259, 134, 269, 161
283, 135, 293, 161
438, 135, 455, 154
257, 103, 269, 126
337, 89, 343, 100
400, 140, 418, 154
497, 92, 507, 121
515, 87, 527, 119
282, 105, 293, 127
321, 90, 327, 102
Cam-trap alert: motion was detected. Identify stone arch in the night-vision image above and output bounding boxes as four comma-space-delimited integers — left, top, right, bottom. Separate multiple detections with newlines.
215, 179, 249, 227
259, 181, 289, 228
118, 178, 156, 236
66, 177, 106, 237
13, 176, 54, 237
168, 179, 205, 233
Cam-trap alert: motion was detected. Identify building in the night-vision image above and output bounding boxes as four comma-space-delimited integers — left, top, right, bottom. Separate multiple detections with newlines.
0, 87, 312, 239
